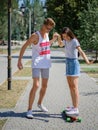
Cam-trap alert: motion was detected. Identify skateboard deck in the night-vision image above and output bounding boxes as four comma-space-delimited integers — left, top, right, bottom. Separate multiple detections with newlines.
62, 110, 81, 122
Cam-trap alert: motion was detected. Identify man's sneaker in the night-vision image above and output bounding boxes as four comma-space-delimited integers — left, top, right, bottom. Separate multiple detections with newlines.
66, 108, 79, 116
65, 106, 74, 112
26, 110, 33, 119
37, 104, 48, 112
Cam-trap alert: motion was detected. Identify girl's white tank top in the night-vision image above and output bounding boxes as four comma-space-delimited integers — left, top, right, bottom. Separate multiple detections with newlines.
32, 31, 51, 68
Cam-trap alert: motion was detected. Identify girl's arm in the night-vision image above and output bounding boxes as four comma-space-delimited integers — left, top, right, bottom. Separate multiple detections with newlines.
77, 46, 94, 64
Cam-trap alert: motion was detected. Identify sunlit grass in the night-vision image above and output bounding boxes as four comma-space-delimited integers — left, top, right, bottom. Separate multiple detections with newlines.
81, 68, 98, 73
25, 60, 31, 66
14, 67, 32, 77
0, 119, 7, 130
0, 80, 29, 108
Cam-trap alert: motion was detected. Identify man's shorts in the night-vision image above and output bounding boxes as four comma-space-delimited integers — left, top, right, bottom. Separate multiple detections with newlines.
65, 58, 80, 76
32, 68, 49, 78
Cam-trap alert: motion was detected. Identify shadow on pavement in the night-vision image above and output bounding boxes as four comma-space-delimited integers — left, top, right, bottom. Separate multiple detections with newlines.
33, 110, 62, 119
0, 110, 62, 121
0, 111, 26, 118
80, 92, 98, 96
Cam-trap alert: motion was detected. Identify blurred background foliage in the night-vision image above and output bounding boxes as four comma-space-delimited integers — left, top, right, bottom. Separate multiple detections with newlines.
0, 0, 98, 59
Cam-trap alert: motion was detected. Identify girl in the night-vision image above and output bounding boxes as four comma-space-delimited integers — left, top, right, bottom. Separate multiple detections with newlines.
58, 27, 93, 116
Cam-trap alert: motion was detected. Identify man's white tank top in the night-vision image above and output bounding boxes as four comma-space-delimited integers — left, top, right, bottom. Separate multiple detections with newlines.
32, 31, 51, 68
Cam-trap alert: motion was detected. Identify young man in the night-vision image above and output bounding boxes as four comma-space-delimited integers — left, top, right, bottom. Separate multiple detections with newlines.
17, 18, 58, 119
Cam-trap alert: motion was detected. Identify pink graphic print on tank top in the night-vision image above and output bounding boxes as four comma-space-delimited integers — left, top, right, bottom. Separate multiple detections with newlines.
39, 42, 50, 55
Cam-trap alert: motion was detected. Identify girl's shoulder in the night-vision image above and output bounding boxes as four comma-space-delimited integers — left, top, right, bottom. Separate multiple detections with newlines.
72, 38, 80, 47
72, 38, 78, 43
72, 38, 80, 44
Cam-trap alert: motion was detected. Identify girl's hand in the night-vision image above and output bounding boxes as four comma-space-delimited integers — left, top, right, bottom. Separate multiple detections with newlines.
88, 60, 95, 65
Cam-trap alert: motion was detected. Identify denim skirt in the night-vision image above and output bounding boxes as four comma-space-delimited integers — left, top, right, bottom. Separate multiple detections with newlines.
65, 58, 80, 76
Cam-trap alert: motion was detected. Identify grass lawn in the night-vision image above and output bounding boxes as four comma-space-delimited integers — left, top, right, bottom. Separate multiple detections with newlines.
81, 67, 98, 73
0, 80, 29, 108
13, 67, 32, 77
80, 62, 98, 79
0, 119, 7, 130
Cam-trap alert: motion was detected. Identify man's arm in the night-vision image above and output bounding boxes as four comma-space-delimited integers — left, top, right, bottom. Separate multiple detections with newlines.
17, 33, 38, 70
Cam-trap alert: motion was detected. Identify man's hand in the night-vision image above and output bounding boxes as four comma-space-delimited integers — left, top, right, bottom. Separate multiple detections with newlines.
50, 32, 60, 44
53, 32, 60, 40
17, 60, 23, 70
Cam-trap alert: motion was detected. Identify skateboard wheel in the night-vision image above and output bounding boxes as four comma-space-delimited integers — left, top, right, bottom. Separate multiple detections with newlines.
78, 118, 81, 122
62, 110, 65, 113
66, 117, 71, 122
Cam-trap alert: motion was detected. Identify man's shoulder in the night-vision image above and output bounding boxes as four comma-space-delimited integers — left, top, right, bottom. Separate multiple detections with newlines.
31, 32, 39, 38
30, 32, 39, 45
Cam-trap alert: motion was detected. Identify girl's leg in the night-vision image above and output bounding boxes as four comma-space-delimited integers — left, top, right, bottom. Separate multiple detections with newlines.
67, 76, 79, 108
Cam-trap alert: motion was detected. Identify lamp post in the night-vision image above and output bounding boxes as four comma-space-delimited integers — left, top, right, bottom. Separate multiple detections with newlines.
29, 10, 31, 37
43, 6, 47, 18
8, 0, 12, 90
20, 4, 31, 38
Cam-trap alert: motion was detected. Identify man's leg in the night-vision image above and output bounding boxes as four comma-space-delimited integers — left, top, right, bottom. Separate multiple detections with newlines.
37, 69, 49, 112
28, 78, 39, 110
26, 78, 39, 119
37, 78, 49, 112
37, 78, 48, 105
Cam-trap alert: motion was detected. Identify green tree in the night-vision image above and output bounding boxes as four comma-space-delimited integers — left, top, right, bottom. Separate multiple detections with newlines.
18, 0, 45, 39
45, 0, 88, 33
11, 11, 25, 40
0, 0, 8, 40
0, 0, 18, 40
32, 0, 45, 32
76, 0, 98, 60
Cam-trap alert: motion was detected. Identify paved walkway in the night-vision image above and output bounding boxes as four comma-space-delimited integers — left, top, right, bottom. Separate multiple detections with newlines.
0, 49, 98, 130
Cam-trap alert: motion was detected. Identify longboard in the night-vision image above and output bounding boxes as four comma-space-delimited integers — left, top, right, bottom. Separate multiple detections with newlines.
62, 110, 81, 122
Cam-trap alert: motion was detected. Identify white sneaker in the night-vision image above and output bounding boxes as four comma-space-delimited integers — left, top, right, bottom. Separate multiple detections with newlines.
66, 108, 79, 116
37, 104, 48, 112
26, 110, 33, 119
65, 106, 74, 111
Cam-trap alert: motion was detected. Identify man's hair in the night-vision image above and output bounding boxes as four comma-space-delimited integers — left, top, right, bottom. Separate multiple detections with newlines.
43, 18, 55, 27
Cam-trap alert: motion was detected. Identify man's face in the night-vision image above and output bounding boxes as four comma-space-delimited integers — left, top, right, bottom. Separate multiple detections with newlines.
45, 25, 53, 33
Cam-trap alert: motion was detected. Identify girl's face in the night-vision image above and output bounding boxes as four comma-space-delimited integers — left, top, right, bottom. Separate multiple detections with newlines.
62, 33, 71, 41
